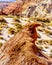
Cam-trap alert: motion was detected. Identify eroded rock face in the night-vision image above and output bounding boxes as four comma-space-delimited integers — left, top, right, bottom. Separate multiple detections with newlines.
2, 0, 23, 15
0, 23, 48, 65
22, 0, 52, 20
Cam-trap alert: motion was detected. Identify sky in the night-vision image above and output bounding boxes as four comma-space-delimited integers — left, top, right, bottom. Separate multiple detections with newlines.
0, 0, 16, 2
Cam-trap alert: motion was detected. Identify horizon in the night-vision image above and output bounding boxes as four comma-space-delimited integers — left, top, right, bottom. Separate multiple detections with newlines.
0, 0, 16, 2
